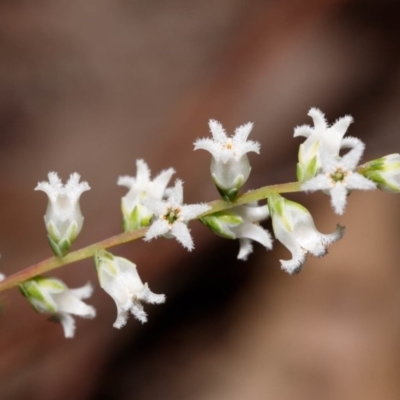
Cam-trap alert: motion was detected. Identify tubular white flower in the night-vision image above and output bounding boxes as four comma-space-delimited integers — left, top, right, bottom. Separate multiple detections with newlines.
19, 276, 96, 338
294, 107, 354, 157
302, 138, 376, 215
201, 202, 273, 260
118, 159, 175, 231
35, 172, 90, 257
295, 108, 354, 182
144, 179, 210, 251
194, 120, 260, 201
95, 250, 165, 328
359, 153, 400, 193
268, 194, 344, 275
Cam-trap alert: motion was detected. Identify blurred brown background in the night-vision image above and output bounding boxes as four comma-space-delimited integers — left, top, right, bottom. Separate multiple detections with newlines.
1, 1, 400, 399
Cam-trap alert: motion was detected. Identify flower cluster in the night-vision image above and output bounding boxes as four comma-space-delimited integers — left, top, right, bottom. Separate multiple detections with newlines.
197, 118, 344, 272
25, 160, 210, 336
7, 107, 400, 338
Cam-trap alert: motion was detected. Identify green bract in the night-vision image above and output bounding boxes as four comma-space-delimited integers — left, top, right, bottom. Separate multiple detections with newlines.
200, 211, 243, 239
296, 141, 319, 182
201, 203, 272, 260
20, 276, 64, 313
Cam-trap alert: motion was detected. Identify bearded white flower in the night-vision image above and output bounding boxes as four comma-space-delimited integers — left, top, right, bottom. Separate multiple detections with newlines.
144, 179, 210, 251
302, 137, 376, 214
19, 276, 96, 338
358, 153, 400, 193
95, 250, 165, 328
268, 194, 344, 275
35, 172, 90, 257
194, 120, 260, 201
118, 160, 175, 231
294, 108, 354, 182
201, 202, 272, 260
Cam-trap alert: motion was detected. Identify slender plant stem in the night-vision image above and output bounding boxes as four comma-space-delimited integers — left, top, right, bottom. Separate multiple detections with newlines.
0, 181, 302, 293
202, 181, 302, 215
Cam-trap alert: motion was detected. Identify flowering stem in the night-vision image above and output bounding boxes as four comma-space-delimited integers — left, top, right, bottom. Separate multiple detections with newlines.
0, 181, 301, 293
203, 181, 302, 215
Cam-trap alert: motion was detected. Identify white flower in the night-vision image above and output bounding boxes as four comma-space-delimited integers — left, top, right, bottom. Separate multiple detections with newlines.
201, 202, 273, 260
35, 172, 90, 257
268, 194, 344, 274
302, 137, 376, 214
295, 107, 354, 157
118, 160, 175, 231
144, 179, 210, 251
19, 276, 96, 338
358, 153, 400, 193
194, 120, 260, 201
95, 250, 165, 328
294, 108, 354, 182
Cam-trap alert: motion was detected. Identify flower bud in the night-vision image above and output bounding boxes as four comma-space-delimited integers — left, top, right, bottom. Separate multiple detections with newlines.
201, 211, 243, 240
358, 154, 400, 193
296, 141, 320, 182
